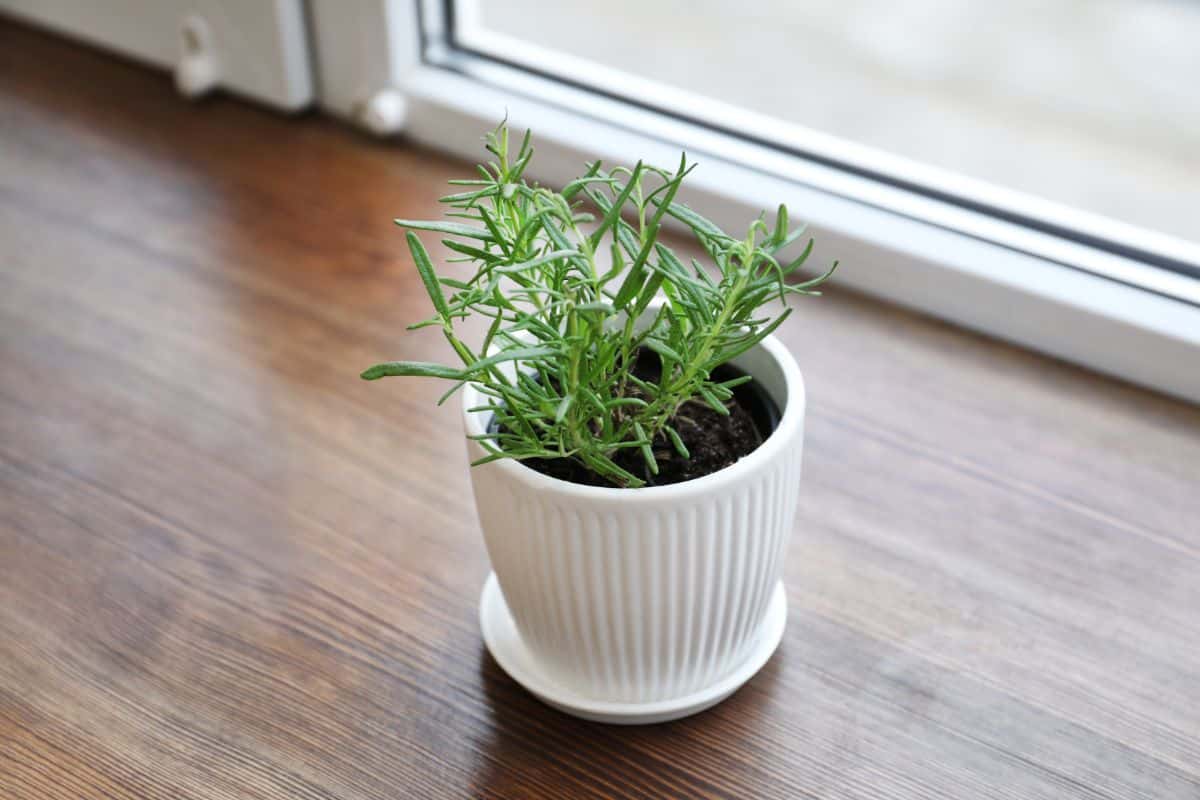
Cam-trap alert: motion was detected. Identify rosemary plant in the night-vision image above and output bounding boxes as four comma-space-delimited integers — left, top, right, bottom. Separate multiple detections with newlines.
362, 126, 836, 488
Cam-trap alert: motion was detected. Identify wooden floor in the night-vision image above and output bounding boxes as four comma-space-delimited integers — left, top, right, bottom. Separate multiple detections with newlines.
2, 19, 1199, 800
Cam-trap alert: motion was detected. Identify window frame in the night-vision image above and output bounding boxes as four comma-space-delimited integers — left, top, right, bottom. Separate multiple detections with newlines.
447, 0, 1200, 295
317, 0, 1200, 403
0, 0, 313, 110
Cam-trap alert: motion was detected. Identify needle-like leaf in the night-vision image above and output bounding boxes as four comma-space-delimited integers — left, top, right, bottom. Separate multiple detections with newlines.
395, 219, 496, 241
361, 361, 465, 380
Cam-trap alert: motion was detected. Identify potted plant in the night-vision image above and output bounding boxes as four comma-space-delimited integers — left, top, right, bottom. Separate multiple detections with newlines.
363, 126, 836, 723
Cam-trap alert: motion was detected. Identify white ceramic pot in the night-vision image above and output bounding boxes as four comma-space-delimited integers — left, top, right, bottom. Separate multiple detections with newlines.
463, 331, 805, 724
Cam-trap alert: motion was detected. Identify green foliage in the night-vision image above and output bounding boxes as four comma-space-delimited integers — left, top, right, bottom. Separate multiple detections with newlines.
363, 125, 836, 487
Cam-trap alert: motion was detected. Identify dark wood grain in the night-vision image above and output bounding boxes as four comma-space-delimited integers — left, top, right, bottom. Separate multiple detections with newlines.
2, 18, 1199, 800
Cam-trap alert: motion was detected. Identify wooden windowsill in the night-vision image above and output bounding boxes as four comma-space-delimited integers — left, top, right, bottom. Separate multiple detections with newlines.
2, 19, 1198, 799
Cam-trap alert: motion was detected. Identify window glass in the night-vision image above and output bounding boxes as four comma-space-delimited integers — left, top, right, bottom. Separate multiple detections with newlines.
457, 0, 1200, 252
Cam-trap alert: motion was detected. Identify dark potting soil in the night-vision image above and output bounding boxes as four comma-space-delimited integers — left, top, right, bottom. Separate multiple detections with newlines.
493, 350, 780, 488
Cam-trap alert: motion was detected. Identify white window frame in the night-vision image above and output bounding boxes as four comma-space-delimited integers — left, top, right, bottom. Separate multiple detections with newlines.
0, 0, 313, 110
400, 82, 1200, 399
26, 0, 1191, 402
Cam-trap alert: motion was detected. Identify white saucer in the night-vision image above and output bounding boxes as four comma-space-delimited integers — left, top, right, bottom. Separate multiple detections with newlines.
479, 572, 787, 725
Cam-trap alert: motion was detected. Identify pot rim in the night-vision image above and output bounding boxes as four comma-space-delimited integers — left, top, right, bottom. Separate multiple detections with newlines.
460, 333, 805, 502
